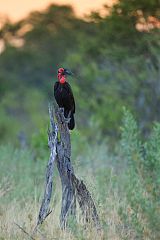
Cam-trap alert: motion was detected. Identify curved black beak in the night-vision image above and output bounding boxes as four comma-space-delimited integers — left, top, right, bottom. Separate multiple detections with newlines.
64, 68, 73, 76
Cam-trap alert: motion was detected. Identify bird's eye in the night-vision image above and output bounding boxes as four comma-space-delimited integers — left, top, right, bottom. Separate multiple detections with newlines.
58, 68, 64, 74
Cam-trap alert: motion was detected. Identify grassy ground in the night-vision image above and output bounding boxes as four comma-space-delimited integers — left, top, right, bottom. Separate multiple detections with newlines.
0, 143, 135, 240
1, 115, 160, 240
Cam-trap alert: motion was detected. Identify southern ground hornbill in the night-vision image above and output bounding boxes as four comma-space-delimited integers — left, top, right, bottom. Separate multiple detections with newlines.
54, 68, 75, 130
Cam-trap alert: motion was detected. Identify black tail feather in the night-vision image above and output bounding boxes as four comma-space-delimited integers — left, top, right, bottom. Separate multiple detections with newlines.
68, 113, 75, 130
64, 109, 75, 130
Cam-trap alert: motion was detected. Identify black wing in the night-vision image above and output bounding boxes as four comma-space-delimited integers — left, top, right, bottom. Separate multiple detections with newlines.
54, 81, 59, 93
64, 82, 75, 113
54, 81, 75, 113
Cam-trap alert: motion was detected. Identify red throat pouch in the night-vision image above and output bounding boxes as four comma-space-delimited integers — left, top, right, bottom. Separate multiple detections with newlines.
59, 76, 66, 84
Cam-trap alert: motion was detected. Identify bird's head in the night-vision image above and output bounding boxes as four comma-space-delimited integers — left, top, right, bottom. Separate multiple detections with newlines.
57, 68, 73, 84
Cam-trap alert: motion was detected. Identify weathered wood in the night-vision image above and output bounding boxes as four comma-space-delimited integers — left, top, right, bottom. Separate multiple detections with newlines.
54, 107, 100, 229
37, 106, 58, 226
72, 174, 101, 230
35, 104, 100, 232
55, 107, 76, 229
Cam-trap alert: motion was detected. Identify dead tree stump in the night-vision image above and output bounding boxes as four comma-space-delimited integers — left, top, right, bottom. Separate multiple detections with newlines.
36, 104, 100, 231
55, 107, 76, 228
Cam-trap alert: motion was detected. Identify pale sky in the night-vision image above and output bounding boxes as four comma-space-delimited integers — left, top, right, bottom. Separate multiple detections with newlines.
0, 0, 115, 22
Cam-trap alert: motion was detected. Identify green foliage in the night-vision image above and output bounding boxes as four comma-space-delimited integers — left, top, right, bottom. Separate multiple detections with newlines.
119, 109, 160, 239
0, 144, 46, 202
31, 128, 49, 160
0, 89, 48, 144
120, 108, 142, 165
143, 123, 160, 198
0, 2, 160, 143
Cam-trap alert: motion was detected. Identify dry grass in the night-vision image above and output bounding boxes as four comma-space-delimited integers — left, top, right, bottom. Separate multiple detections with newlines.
0, 144, 139, 240
0, 175, 137, 240
0, 178, 13, 198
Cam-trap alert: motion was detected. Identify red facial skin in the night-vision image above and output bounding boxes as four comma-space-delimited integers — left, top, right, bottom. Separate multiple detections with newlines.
57, 68, 66, 84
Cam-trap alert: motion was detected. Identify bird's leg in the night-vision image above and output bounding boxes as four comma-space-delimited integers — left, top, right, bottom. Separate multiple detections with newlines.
58, 108, 70, 124
66, 111, 71, 123
59, 108, 65, 124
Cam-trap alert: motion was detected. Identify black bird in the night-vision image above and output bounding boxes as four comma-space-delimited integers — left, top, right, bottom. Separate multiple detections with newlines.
54, 67, 75, 130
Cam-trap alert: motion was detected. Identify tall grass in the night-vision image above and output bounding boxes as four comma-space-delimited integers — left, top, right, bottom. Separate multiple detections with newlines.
0, 110, 160, 239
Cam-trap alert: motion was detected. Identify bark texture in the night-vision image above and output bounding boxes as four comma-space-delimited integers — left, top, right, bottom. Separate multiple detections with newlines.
36, 104, 100, 230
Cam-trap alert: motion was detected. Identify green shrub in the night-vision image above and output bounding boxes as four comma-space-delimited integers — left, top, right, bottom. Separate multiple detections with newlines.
119, 109, 160, 239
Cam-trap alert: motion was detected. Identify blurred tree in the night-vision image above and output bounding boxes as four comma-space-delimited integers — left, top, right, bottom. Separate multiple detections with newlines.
0, 3, 159, 143
0, 5, 95, 93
